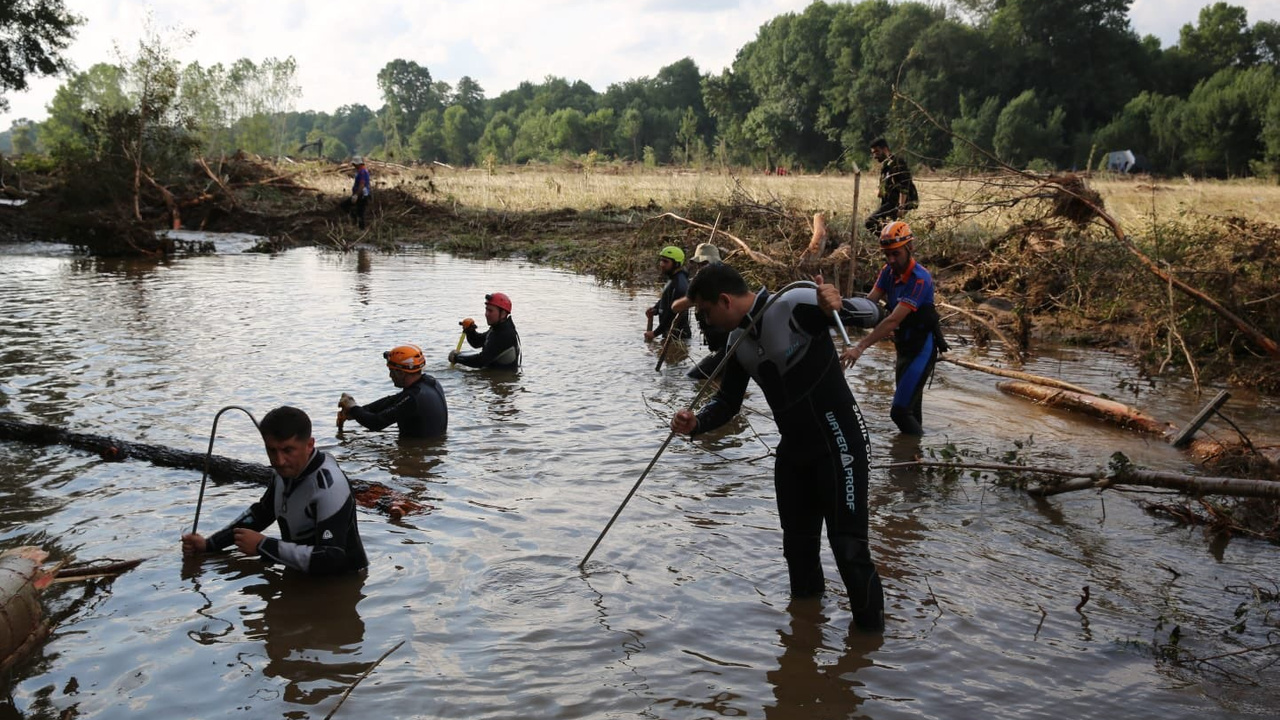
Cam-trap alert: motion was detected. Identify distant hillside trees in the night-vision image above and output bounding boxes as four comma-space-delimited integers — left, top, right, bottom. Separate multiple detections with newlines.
20, 0, 1280, 179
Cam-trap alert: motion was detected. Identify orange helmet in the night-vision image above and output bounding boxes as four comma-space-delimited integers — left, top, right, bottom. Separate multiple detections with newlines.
384, 344, 425, 373
879, 221, 914, 250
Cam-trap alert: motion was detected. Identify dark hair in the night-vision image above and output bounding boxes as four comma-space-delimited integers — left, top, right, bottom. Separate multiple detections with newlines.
259, 406, 312, 441
870, 137, 888, 150
687, 262, 749, 303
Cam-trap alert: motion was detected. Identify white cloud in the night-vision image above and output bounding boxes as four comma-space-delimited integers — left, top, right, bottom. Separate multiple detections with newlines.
3, 0, 1278, 129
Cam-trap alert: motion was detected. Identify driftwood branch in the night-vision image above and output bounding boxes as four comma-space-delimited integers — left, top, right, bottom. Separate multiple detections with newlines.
652, 212, 784, 266
52, 558, 146, 583
886, 460, 1280, 499
141, 171, 181, 229
941, 356, 1099, 396
939, 302, 1023, 361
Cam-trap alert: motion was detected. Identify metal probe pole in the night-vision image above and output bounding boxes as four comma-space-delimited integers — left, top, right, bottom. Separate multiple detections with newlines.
191, 405, 259, 535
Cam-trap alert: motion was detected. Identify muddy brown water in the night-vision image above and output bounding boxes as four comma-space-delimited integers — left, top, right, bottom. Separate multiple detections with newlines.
1, 242, 1277, 719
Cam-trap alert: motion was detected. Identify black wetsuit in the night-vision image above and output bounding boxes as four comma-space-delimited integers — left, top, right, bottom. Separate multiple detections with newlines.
206, 450, 368, 575
865, 153, 918, 232
692, 287, 884, 629
346, 374, 448, 438
653, 268, 691, 339
457, 317, 521, 369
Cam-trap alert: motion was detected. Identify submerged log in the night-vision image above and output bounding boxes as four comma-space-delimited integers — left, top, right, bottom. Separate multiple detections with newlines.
0, 418, 424, 516
0, 417, 271, 484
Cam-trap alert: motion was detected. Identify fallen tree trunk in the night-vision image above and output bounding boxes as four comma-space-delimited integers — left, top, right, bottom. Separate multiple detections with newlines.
0, 418, 423, 516
996, 381, 1175, 436
943, 356, 1098, 396
886, 460, 1280, 499
0, 417, 272, 484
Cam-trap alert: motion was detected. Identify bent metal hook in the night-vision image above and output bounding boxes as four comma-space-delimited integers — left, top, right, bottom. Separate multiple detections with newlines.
190, 405, 260, 535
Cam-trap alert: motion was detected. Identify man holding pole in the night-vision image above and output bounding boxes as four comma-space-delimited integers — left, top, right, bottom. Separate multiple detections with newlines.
181, 406, 368, 575
670, 265, 885, 632
841, 221, 947, 435
339, 344, 449, 438
644, 246, 691, 343
450, 292, 521, 370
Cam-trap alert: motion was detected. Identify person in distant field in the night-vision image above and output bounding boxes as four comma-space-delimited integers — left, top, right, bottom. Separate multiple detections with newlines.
670, 264, 885, 632
644, 246, 691, 343
864, 138, 918, 234
840, 221, 947, 435
339, 344, 448, 438
349, 155, 372, 229
450, 292, 521, 370
671, 242, 730, 379
181, 406, 368, 575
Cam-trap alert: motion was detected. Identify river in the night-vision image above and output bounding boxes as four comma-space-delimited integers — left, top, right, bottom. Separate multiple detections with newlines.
0, 242, 1276, 719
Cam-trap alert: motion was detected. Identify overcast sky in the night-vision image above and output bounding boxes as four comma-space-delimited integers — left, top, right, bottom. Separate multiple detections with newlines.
3, 0, 1278, 129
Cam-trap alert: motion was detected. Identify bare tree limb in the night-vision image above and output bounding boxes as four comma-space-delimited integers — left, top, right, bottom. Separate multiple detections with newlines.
651, 211, 784, 267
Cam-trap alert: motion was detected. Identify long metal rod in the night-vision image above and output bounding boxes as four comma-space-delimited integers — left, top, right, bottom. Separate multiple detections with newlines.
579, 279, 844, 570
191, 405, 260, 535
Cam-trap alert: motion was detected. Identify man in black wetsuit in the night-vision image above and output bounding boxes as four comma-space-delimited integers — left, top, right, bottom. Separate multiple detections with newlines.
449, 292, 521, 370
644, 246, 691, 343
181, 406, 368, 575
670, 264, 885, 632
339, 344, 448, 438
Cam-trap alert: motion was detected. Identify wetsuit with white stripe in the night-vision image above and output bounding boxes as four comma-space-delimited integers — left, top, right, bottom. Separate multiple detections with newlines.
458, 317, 521, 369
207, 450, 368, 575
692, 287, 884, 628
873, 259, 946, 435
346, 374, 448, 438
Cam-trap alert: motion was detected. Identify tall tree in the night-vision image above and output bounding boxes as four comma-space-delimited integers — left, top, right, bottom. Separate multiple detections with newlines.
1178, 3, 1257, 70
376, 59, 440, 152
0, 0, 82, 111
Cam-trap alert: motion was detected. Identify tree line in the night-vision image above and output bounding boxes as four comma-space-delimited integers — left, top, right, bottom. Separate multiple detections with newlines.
3, 0, 1279, 178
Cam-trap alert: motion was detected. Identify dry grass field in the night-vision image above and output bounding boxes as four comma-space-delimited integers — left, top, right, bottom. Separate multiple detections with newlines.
331, 162, 1280, 240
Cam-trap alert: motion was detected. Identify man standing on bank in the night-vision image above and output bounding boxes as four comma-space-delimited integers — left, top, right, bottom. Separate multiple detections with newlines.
840, 221, 947, 435
350, 155, 372, 229
864, 137, 918, 234
181, 406, 368, 575
339, 344, 449, 438
644, 246, 692, 343
450, 292, 521, 370
670, 264, 885, 632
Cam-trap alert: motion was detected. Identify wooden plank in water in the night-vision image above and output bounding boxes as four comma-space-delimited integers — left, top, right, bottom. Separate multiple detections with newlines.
1170, 390, 1231, 448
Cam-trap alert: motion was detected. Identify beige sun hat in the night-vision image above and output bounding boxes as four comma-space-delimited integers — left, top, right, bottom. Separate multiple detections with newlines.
691, 243, 721, 263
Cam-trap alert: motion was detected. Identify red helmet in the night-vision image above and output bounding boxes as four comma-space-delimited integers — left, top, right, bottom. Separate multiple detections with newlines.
484, 292, 512, 313
879, 221, 914, 251
384, 344, 425, 373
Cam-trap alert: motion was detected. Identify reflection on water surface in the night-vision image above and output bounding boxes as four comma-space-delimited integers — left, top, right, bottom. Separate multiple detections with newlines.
0, 244, 1276, 719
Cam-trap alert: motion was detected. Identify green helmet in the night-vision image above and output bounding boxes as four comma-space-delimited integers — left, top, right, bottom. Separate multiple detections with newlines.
658, 246, 685, 264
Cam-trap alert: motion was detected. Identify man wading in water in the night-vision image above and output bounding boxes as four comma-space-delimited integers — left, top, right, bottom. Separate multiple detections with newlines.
670, 265, 885, 632
181, 406, 368, 575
